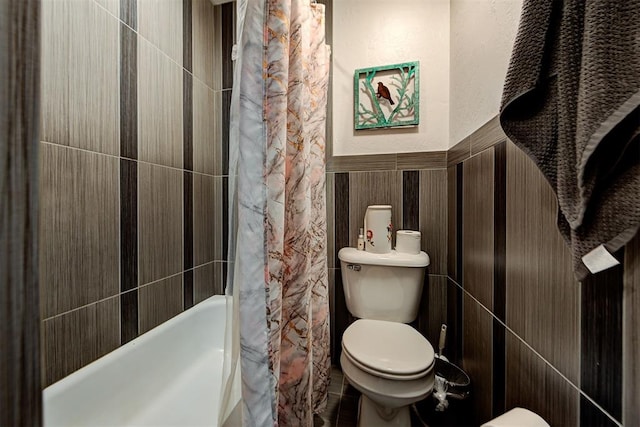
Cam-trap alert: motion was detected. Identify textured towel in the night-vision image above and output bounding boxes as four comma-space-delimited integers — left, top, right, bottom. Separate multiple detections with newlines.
500, 0, 640, 279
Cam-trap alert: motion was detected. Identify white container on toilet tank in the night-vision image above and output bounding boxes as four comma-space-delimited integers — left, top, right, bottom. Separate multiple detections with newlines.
364, 205, 392, 254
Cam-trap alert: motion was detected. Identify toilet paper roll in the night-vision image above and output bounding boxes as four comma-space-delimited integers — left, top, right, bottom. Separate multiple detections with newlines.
395, 230, 421, 254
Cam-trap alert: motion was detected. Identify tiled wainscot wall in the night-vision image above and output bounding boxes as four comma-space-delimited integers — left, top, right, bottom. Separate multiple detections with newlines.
39, 0, 234, 387
445, 118, 639, 426
325, 151, 450, 366
327, 115, 639, 427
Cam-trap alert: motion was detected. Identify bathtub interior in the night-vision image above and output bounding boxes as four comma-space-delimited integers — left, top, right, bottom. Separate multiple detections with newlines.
43, 295, 231, 427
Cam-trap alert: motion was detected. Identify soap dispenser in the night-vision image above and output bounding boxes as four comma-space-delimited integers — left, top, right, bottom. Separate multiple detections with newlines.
357, 228, 365, 250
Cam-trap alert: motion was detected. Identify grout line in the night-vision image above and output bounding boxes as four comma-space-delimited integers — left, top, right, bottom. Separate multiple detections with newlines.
40, 141, 225, 179
43, 263, 223, 323
447, 276, 623, 427
91, 0, 223, 94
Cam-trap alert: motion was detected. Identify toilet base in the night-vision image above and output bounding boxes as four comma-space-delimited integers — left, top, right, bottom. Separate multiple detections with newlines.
358, 394, 411, 427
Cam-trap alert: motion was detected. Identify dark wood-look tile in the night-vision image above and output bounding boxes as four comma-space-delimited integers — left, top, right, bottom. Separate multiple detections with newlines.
138, 163, 183, 285
492, 317, 506, 418
192, 79, 218, 175
505, 142, 580, 384
120, 23, 137, 159
462, 148, 494, 310
581, 260, 624, 422
193, 173, 216, 266
182, 0, 192, 72
471, 115, 507, 156
328, 269, 337, 365
214, 176, 224, 260
139, 275, 184, 334
184, 171, 193, 269
120, 159, 138, 292
184, 269, 194, 310
348, 171, 402, 248
623, 232, 640, 426
1, 1, 41, 419
447, 166, 458, 280
493, 142, 507, 416
447, 278, 463, 365
505, 331, 579, 427
221, 2, 234, 90
41, 0, 119, 156
462, 293, 493, 425
120, 0, 137, 29
40, 144, 120, 318
419, 169, 447, 275
425, 275, 448, 348
212, 91, 224, 175
137, 36, 183, 169
447, 136, 470, 167
326, 173, 335, 269
183, 70, 193, 171
221, 176, 229, 260
138, 0, 183, 65
396, 151, 447, 170
327, 154, 396, 173
120, 289, 138, 344
43, 296, 120, 387
402, 170, 420, 231
221, 90, 231, 175
334, 173, 349, 267
192, 0, 217, 88
580, 396, 620, 427
194, 262, 222, 304
333, 268, 349, 366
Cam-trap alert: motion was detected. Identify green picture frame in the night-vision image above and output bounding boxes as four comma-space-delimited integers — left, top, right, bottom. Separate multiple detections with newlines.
354, 61, 420, 130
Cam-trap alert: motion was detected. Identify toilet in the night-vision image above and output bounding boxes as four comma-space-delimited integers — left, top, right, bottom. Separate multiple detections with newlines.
338, 247, 433, 426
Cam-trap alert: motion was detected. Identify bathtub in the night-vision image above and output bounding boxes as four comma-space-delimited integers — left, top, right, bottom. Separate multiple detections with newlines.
44, 295, 235, 426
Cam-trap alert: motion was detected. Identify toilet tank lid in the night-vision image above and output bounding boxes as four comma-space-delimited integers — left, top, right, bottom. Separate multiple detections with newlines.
338, 247, 430, 267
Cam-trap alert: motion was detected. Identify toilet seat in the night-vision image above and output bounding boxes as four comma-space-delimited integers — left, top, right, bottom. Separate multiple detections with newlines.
342, 319, 435, 380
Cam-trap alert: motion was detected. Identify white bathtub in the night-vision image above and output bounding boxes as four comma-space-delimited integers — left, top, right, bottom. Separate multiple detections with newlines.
44, 295, 233, 426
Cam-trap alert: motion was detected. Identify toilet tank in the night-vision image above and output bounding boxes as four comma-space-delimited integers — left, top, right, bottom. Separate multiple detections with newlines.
338, 248, 430, 323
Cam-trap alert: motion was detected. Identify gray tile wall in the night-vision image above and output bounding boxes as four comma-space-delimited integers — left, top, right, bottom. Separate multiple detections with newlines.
326, 156, 449, 365
39, 0, 232, 387
446, 116, 639, 426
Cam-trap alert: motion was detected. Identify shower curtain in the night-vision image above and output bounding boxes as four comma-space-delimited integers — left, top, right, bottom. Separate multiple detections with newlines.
220, 0, 331, 425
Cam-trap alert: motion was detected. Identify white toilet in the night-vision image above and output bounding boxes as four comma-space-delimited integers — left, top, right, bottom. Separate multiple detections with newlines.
338, 247, 433, 426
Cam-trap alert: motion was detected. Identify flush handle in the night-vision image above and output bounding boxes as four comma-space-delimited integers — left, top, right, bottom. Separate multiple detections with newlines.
347, 264, 361, 272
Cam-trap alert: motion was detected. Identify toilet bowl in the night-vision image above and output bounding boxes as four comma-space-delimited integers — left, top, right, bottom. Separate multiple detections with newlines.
338, 245, 432, 426
340, 319, 435, 425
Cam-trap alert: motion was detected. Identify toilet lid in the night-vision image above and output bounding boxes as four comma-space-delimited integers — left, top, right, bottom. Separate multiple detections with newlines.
342, 319, 435, 376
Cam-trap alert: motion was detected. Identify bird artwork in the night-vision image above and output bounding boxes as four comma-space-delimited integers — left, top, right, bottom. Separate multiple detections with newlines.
376, 82, 394, 105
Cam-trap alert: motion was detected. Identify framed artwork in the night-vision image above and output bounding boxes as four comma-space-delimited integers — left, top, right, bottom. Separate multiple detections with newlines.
354, 61, 419, 130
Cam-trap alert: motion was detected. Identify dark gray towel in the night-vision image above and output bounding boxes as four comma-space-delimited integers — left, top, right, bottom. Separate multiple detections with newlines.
500, 0, 640, 279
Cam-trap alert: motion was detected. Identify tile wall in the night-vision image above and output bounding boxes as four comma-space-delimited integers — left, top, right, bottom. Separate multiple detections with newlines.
327, 116, 639, 427
444, 116, 639, 426
39, 0, 235, 387
325, 152, 450, 365
0, 0, 42, 423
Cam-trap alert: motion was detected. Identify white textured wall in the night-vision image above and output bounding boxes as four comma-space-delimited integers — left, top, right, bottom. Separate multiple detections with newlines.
332, 0, 450, 156
449, 0, 523, 146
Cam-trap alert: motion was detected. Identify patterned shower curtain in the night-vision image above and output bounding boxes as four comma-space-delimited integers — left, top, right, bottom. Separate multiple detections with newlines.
264, 0, 331, 424
226, 0, 331, 425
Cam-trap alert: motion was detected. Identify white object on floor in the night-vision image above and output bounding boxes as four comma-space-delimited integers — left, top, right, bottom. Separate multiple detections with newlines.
481, 407, 550, 427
